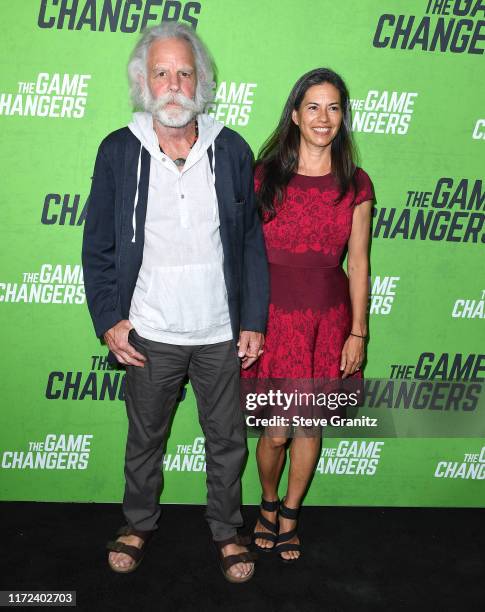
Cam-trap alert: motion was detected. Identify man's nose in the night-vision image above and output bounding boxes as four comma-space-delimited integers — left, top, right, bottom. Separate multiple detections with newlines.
168, 73, 180, 92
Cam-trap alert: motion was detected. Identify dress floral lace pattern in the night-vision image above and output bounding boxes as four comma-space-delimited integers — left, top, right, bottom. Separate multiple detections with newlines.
243, 168, 373, 380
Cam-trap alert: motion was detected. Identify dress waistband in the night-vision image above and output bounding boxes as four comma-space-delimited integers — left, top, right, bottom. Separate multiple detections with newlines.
267, 247, 341, 269
269, 261, 342, 271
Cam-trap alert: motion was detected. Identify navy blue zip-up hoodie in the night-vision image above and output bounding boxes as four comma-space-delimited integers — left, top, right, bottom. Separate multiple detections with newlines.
81, 121, 269, 363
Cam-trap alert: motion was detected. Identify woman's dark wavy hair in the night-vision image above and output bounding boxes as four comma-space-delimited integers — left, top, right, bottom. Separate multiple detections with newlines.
257, 68, 357, 220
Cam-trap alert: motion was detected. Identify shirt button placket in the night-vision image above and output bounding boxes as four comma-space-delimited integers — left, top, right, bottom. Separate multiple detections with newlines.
179, 175, 188, 228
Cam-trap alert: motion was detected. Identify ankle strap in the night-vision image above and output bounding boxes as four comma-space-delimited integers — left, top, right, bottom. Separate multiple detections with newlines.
279, 501, 299, 520
261, 498, 279, 512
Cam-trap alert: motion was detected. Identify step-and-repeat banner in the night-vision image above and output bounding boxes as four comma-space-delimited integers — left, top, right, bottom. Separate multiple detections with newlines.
1, 1, 484, 507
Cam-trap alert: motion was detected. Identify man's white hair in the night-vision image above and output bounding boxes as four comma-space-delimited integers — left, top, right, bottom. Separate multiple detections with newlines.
127, 22, 215, 112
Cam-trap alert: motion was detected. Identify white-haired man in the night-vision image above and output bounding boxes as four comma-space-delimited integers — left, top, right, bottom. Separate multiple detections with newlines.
82, 23, 268, 582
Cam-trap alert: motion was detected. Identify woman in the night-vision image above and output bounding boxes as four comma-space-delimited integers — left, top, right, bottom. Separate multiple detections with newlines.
242, 68, 373, 562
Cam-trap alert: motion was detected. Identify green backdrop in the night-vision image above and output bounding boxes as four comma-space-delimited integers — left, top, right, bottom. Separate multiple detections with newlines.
1, 0, 484, 507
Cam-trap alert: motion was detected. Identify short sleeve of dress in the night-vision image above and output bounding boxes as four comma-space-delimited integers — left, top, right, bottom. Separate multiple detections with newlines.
353, 167, 374, 205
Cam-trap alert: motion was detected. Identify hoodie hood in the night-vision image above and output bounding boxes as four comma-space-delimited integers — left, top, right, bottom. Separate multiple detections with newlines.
128, 111, 224, 165
126, 112, 224, 242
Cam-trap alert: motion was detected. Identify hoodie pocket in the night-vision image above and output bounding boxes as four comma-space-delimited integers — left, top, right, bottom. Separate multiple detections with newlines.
142, 262, 230, 332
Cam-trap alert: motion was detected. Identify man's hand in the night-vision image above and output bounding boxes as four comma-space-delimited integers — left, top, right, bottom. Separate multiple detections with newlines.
103, 320, 146, 367
238, 330, 264, 370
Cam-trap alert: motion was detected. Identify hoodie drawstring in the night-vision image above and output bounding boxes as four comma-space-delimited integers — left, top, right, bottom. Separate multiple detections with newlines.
211, 142, 217, 221
131, 144, 142, 243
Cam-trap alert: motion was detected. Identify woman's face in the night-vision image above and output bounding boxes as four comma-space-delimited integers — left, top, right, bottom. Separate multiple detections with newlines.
292, 82, 343, 150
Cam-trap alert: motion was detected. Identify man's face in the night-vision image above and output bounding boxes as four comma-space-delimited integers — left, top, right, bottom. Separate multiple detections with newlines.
144, 37, 198, 127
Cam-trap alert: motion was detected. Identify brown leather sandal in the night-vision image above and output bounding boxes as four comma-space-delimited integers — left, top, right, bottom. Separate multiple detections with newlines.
106, 525, 153, 574
214, 534, 257, 583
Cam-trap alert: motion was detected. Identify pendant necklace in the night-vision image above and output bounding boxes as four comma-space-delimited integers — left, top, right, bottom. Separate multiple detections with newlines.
159, 120, 198, 168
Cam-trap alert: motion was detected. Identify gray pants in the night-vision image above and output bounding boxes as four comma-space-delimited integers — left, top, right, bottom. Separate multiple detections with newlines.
122, 330, 247, 541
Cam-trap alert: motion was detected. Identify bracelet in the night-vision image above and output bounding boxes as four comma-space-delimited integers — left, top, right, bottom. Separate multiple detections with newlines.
350, 332, 367, 339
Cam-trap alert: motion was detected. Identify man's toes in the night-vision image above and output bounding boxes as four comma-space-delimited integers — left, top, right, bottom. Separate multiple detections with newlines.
111, 552, 121, 567
240, 562, 252, 577
110, 552, 133, 569
229, 563, 243, 578
234, 562, 253, 578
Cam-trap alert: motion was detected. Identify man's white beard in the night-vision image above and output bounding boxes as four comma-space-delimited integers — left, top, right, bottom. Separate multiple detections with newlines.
144, 91, 199, 128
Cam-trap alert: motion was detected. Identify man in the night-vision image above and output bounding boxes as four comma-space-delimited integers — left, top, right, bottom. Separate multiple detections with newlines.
81, 23, 268, 582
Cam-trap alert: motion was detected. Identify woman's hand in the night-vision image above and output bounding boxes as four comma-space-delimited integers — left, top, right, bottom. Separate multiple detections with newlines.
340, 335, 365, 379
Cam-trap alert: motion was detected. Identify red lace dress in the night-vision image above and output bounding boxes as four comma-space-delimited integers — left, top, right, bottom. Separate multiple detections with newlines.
242, 167, 373, 381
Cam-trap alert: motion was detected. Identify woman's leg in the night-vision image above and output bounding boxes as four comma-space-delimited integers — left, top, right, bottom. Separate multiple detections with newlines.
253, 433, 287, 548
279, 435, 322, 560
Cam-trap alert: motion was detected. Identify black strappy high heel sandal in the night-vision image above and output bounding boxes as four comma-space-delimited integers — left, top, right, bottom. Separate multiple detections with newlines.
275, 500, 301, 563
253, 498, 279, 552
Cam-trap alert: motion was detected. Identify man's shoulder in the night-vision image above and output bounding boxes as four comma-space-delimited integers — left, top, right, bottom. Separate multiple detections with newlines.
98, 126, 138, 156
216, 126, 252, 157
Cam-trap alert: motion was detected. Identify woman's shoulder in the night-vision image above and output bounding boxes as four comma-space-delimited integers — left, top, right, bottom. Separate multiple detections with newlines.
353, 167, 374, 205
354, 166, 372, 184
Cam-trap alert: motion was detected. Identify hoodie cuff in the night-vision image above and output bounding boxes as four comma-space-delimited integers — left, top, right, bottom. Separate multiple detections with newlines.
93, 310, 123, 338
239, 317, 267, 335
